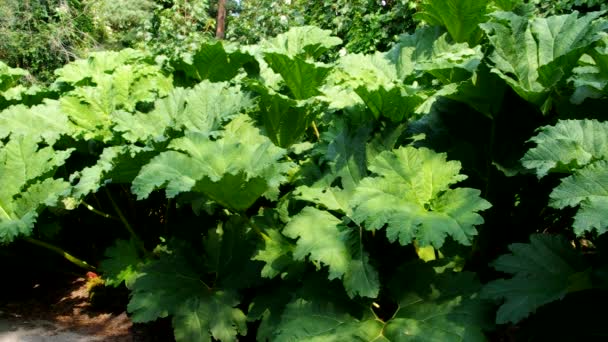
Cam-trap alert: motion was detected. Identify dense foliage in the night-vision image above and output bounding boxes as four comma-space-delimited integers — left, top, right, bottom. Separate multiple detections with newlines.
530, 0, 607, 15
0, 0, 99, 82
1, 0, 608, 341
0, 0, 219, 82
227, 0, 417, 54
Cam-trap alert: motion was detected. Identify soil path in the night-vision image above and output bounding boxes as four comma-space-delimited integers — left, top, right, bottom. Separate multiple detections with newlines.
0, 276, 169, 342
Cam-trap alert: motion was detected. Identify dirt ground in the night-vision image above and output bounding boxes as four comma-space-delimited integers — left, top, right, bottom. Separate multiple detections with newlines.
0, 276, 173, 342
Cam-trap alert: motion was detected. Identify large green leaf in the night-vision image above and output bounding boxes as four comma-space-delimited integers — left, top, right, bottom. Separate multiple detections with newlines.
387, 26, 496, 115
273, 298, 385, 342
251, 209, 297, 279
202, 217, 262, 290
591, 36, 608, 74
321, 52, 397, 109
570, 36, 608, 104
99, 239, 145, 288
322, 118, 371, 193
115, 81, 250, 143
60, 64, 172, 141
481, 234, 591, 324
390, 26, 484, 82
0, 84, 53, 110
261, 26, 342, 59
69, 145, 153, 199
127, 242, 247, 342
0, 137, 73, 242
293, 118, 371, 228
263, 53, 332, 100
331, 33, 477, 120
480, 11, 607, 110
252, 227, 294, 279
123, 245, 196, 317
272, 262, 492, 341
550, 160, 608, 236
332, 52, 397, 88
113, 88, 186, 143
54, 49, 150, 85
570, 64, 608, 105
247, 288, 293, 342
257, 92, 316, 148
294, 184, 350, 214
173, 294, 247, 342
131, 116, 294, 211
385, 262, 493, 341
0, 62, 31, 109
445, 64, 507, 118
148, 81, 247, 134
0, 61, 27, 92
283, 207, 380, 298
521, 120, 608, 236
521, 120, 608, 177
354, 85, 423, 122
0, 100, 72, 144
415, 0, 490, 44
351, 146, 491, 248
174, 42, 258, 83
388, 26, 442, 81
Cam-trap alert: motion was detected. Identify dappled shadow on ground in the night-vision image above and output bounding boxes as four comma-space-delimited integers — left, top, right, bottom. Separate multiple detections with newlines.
0, 273, 175, 341
1, 238, 176, 342
1, 276, 132, 341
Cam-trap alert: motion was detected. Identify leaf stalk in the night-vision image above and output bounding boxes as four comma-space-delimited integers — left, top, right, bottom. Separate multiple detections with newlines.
104, 188, 147, 255
82, 201, 119, 220
24, 237, 96, 271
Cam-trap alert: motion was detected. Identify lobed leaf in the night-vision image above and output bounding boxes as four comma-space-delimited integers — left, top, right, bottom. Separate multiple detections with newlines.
0, 100, 72, 145
264, 53, 332, 100
386, 262, 493, 341
261, 26, 342, 59
132, 116, 294, 210
69, 145, 153, 199
128, 242, 247, 342
570, 36, 608, 104
389, 27, 484, 83
54, 49, 150, 85
283, 207, 380, 298
59, 61, 172, 141
416, 0, 490, 44
0, 61, 27, 92
522, 119, 608, 177
173, 294, 247, 342
99, 239, 144, 288
321, 52, 397, 109
257, 92, 316, 148
174, 42, 258, 83
481, 11, 607, 111
0, 137, 72, 242
252, 227, 294, 279
351, 146, 491, 248
354, 85, 423, 122
481, 234, 591, 324
550, 160, 608, 236
115, 81, 251, 143
273, 298, 385, 342
294, 185, 350, 214
322, 118, 371, 193
273, 262, 492, 341
202, 217, 262, 290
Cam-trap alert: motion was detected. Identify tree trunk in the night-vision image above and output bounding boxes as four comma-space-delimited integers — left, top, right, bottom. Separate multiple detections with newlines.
215, 0, 227, 39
